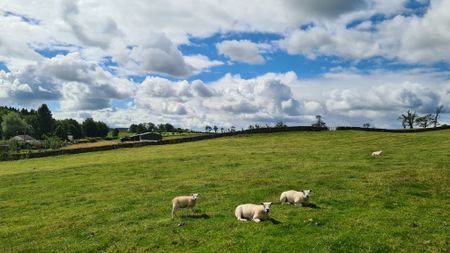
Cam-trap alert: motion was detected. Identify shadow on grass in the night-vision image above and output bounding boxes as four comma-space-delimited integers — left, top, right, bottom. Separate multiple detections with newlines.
186, 213, 211, 219
268, 217, 282, 225
303, 202, 320, 209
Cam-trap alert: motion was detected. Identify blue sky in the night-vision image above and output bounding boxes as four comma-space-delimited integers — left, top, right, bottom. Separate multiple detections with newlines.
0, 0, 449, 129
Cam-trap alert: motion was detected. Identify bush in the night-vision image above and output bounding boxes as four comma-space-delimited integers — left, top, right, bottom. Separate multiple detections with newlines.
44, 136, 62, 150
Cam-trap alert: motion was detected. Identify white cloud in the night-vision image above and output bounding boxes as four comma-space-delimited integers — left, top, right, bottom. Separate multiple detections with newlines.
281, 0, 450, 64
216, 40, 266, 64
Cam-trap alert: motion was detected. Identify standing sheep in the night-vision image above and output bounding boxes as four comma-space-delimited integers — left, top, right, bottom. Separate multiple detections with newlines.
371, 150, 383, 156
234, 202, 272, 222
171, 193, 199, 219
280, 190, 312, 206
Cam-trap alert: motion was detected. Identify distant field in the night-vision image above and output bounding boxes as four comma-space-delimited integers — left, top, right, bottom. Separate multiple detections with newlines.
0, 131, 449, 252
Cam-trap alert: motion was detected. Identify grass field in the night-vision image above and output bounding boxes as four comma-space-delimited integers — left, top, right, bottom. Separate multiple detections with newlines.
0, 130, 449, 252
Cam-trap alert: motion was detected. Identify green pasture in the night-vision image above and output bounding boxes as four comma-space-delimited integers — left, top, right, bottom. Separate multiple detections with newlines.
0, 130, 449, 252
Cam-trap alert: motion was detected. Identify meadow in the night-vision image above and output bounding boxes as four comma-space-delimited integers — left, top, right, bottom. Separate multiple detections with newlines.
0, 130, 449, 252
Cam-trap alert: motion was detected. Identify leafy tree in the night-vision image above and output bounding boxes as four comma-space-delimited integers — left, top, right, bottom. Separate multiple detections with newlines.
415, 114, 433, 128
82, 118, 98, 137
398, 109, 416, 129
363, 123, 371, 128
432, 105, 444, 128
36, 104, 55, 138
64, 119, 83, 139
129, 124, 138, 133
112, 128, 120, 138
147, 122, 157, 132
164, 123, 175, 132
205, 125, 212, 132
230, 126, 236, 132
54, 122, 67, 140
96, 121, 109, 138
213, 125, 218, 133
312, 115, 326, 128
220, 127, 224, 133
136, 123, 147, 134
1, 112, 27, 139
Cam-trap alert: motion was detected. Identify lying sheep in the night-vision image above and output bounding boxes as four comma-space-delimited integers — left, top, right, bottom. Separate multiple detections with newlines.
235, 202, 272, 222
280, 190, 311, 206
171, 193, 199, 219
371, 150, 383, 156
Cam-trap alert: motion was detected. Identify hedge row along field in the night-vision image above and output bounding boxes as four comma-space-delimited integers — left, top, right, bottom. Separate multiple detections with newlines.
0, 130, 449, 252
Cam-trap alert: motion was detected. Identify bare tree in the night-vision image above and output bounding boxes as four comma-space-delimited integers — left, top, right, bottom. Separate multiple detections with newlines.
398, 110, 417, 129
432, 105, 444, 128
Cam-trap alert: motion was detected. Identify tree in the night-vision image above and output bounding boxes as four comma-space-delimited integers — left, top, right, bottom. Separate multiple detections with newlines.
398, 109, 416, 129
147, 122, 156, 132
54, 122, 67, 140
164, 123, 175, 132
363, 123, 371, 128
112, 128, 120, 138
312, 115, 326, 128
205, 125, 212, 132
213, 125, 218, 133
415, 114, 433, 128
1, 112, 27, 139
36, 104, 55, 138
220, 127, 224, 133
230, 126, 236, 132
64, 119, 83, 139
129, 124, 138, 133
136, 123, 147, 134
82, 118, 98, 137
432, 105, 444, 128
96, 121, 109, 138
275, 121, 287, 128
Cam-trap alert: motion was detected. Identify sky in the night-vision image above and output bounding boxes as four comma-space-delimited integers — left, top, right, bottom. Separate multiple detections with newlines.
0, 0, 449, 130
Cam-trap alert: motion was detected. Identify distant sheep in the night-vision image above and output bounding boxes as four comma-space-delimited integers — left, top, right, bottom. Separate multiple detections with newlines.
171, 193, 199, 219
371, 150, 383, 156
280, 190, 311, 206
235, 202, 272, 222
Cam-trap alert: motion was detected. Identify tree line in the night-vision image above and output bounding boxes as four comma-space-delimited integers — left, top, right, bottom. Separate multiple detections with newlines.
128, 122, 190, 134
0, 104, 110, 140
398, 106, 444, 129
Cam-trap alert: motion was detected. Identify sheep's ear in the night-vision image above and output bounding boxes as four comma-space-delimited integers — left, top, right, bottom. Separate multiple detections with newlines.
260, 202, 265, 205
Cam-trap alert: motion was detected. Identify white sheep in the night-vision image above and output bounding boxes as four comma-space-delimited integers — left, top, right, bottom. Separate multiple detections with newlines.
280, 190, 311, 206
371, 150, 383, 156
171, 193, 199, 219
234, 202, 272, 222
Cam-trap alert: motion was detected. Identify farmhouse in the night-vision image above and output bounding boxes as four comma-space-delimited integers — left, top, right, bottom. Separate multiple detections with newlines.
120, 132, 162, 143
10, 135, 43, 148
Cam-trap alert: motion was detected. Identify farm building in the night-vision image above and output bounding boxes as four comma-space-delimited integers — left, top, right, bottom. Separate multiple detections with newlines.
120, 132, 162, 142
10, 135, 43, 148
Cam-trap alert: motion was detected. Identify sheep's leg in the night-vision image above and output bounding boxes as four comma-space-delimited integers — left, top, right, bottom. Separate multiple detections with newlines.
171, 206, 178, 219
253, 218, 261, 222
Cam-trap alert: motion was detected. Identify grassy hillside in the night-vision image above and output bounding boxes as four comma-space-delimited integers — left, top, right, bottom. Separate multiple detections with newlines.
0, 131, 449, 252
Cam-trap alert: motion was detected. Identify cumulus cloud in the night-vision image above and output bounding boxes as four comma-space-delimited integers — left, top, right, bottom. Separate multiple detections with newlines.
216, 40, 266, 64
281, 0, 450, 64
0, 53, 135, 110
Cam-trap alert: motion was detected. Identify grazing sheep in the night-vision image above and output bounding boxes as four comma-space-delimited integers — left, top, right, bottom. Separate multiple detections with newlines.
371, 150, 383, 156
235, 202, 272, 222
171, 193, 199, 219
280, 190, 311, 206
